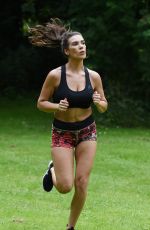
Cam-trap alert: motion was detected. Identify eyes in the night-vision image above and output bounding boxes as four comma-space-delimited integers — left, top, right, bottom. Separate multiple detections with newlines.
71, 40, 86, 46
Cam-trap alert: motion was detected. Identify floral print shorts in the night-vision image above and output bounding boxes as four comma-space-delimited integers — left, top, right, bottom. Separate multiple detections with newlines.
51, 122, 97, 149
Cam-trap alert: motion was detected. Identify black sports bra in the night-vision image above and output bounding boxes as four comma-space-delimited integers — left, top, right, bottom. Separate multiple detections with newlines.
52, 65, 94, 108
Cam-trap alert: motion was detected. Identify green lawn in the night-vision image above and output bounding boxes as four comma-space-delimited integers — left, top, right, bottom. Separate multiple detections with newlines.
0, 97, 150, 230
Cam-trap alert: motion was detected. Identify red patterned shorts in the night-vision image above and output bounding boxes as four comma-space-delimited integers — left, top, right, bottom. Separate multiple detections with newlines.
51, 122, 97, 149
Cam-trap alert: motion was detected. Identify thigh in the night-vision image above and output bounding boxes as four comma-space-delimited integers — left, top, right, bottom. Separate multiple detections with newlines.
51, 147, 74, 184
75, 141, 97, 178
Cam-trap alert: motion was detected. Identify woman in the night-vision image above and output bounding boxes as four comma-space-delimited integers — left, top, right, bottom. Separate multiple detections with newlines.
29, 18, 108, 230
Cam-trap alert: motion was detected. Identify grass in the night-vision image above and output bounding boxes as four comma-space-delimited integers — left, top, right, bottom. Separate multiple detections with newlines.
0, 96, 150, 230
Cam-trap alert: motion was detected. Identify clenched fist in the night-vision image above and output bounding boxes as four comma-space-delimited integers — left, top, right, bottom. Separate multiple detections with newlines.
58, 98, 69, 111
92, 91, 101, 105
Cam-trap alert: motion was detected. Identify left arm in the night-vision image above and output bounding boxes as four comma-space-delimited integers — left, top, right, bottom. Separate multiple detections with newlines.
91, 71, 108, 113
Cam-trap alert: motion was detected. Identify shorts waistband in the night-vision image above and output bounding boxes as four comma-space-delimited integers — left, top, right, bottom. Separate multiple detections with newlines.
53, 115, 94, 131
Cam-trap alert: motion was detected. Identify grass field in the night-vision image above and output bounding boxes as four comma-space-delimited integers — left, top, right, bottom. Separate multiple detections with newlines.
0, 97, 150, 230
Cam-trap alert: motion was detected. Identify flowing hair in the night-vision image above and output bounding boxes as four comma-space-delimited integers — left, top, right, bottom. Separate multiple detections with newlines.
28, 18, 81, 54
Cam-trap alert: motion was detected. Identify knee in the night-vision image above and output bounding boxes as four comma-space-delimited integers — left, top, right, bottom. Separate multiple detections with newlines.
57, 180, 73, 194
75, 175, 89, 194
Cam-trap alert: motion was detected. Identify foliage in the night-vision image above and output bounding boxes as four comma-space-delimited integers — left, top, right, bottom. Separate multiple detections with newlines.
0, 0, 150, 126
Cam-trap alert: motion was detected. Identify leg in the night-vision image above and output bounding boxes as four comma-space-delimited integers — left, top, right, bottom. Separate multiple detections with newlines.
67, 141, 97, 228
51, 147, 74, 194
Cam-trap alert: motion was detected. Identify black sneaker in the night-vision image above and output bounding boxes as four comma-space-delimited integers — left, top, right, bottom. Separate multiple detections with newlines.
43, 161, 54, 192
66, 225, 75, 230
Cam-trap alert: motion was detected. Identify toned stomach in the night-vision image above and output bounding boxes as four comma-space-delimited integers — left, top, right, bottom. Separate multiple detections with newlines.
54, 107, 93, 122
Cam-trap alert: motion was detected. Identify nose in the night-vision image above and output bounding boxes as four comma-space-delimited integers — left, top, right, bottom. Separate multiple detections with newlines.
79, 43, 84, 49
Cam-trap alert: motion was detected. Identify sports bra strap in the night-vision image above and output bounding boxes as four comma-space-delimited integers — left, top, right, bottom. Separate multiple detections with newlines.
61, 65, 66, 79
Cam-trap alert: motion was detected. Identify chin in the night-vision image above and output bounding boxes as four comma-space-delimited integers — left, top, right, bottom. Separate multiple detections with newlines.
78, 55, 86, 60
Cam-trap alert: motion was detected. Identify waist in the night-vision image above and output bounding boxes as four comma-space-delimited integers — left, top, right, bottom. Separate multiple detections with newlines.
53, 115, 95, 130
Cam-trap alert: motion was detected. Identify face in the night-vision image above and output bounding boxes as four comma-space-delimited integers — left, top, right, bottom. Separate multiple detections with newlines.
65, 34, 86, 60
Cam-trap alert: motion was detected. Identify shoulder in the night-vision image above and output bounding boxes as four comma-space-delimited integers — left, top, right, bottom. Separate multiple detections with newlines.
86, 68, 104, 90
47, 66, 61, 79
46, 66, 61, 85
87, 68, 102, 85
87, 68, 101, 79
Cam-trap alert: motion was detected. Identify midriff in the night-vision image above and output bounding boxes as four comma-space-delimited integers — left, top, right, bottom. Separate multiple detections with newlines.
54, 107, 92, 122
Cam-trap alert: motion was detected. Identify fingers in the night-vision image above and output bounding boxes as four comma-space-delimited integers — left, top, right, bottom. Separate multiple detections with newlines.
93, 91, 101, 104
58, 98, 69, 111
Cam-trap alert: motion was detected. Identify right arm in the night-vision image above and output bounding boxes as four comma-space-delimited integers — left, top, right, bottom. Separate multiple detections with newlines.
37, 69, 69, 113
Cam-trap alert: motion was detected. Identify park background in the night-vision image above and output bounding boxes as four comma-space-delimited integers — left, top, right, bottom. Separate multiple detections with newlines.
0, 1, 150, 230
0, 0, 150, 126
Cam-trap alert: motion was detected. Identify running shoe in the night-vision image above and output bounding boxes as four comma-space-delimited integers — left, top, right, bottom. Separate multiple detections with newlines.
66, 224, 75, 230
43, 161, 53, 192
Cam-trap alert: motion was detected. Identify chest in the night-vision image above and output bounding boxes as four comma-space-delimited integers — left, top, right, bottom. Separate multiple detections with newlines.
66, 74, 86, 92
52, 65, 94, 108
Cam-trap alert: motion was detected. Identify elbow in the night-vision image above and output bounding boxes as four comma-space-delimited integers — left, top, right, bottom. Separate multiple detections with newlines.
37, 102, 40, 110
97, 100, 108, 113
37, 100, 42, 111
102, 102, 108, 113
103, 105, 108, 113
99, 104, 108, 113
101, 108, 107, 113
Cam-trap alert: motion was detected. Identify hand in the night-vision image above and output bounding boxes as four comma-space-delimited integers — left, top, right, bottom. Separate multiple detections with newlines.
92, 91, 101, 105
58, 98, 69, 111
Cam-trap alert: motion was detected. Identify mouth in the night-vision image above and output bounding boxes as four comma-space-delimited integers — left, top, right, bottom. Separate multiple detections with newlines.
79, 51, 85, 55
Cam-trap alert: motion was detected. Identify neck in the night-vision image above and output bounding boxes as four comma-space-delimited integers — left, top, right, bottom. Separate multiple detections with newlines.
67, 59, 84, 72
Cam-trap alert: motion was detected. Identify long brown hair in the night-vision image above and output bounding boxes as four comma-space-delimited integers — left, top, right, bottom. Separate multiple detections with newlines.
28, 18, 81, 54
